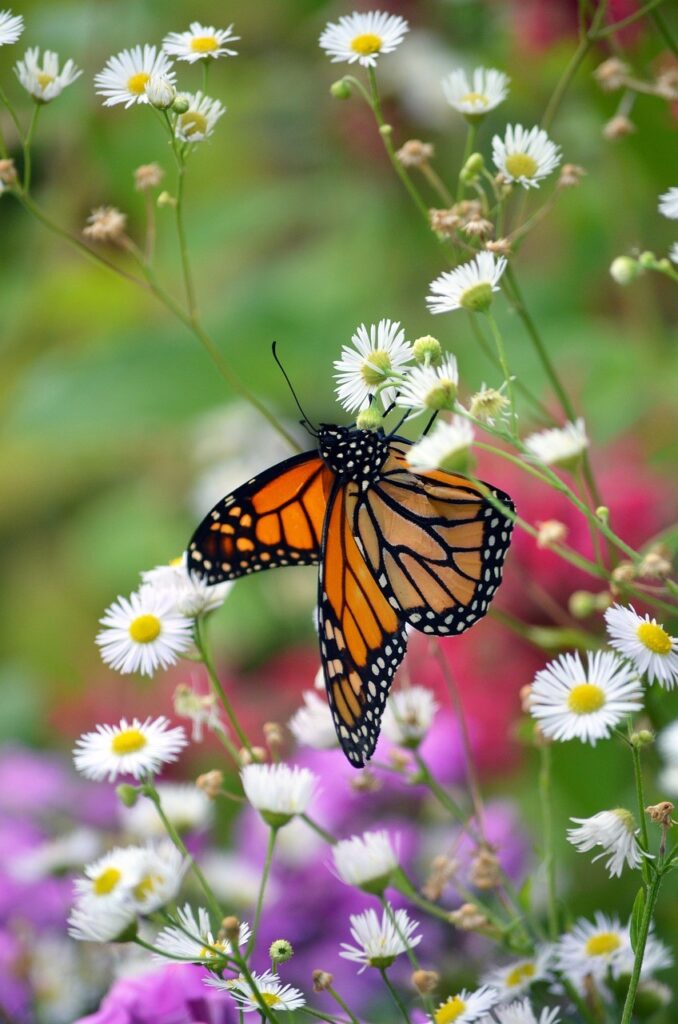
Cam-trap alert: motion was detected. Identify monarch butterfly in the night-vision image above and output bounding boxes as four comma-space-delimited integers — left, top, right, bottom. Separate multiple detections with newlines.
187, 423, 514, 767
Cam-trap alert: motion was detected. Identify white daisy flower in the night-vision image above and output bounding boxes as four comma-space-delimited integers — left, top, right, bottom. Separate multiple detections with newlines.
144, 75, 175, 109
141, 553, 232, 617
492, 124, 561, 189
523, 418, 588, 469
120, 782, 213, 838
207, 970, 306, 1013
382, 685, 439, 746
493, 1000, 561, 1024
0, 9, 23, 46
333, 830, 398, 892
468, 382, 511, 425
426, 252, 507, 314
74, 845, 145, 907
128, 841, 187, 914
529, 650, 643, 745
658, 187, 678, 219
566, 809, 648, 877
406, 416, 474, 473
175, 91, 225, 143
241, 763, 318, 827
604, 604, 678, 689
334, 319, 412, 413
68, 898, 137, 943
340, 904, 421, 972
163, 22, 239, 63
432, 985, 498, 1023
395, 355, 459, 415
613, 931, 673, 979
73, 715, 188, 782
96, 588, 194, 677
14, 48, 81, 102
481, 948, 553, 1001
94, 45, 175, 109
554, 912, 629, 988
442, 67, 509, 116
288, 691, 338, 750
319, 11, 409, 68
154, 903, 250, 963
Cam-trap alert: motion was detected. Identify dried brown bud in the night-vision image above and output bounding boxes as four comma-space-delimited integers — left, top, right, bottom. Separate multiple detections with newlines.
388, 749, 411, 773
519, 684, 533, 714
603, 114, 636, 141
594, 57, 631, 91
612, 561, 636, 584
221, 915, 241, 945
536, 519, 568, 549
239, 746, 267, 766
638, 547, 672, 580
486, 238, 512, 257
421, 854, 456, 901
411, 969, 439, 994
654, 68, 678, 101
312, 969, 333, 992
397, 139, 434, 168
263, 722, 284, 750
558, 163, 586, 188
134, 162, 164, 191
83, 206, 127, 244
0, 158, 18, 187
470, 846, 501, 890
430, 208, 460, 236
449, 902, 489, 931
645, 801, 674, 826
462, 215, 494, 240
196, 769, 224, 800
350, 768, 382, 793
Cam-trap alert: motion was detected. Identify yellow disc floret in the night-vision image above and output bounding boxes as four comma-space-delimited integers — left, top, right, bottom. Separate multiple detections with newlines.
93, 867, 122, 895
179, 112, 208, 137
461, 91, 489, 107
585, 932, 622, 957
351, 33, 382, 55
506, 962, 536, 988
190, 35, 219, 53
636, 622, 672, 655
361, 350, 392, 386
505, 153, 538, 179
129, 614, 161, 643
111, 728, 148, 756
435, 996, 467, 1024
127, 71, 150, 95
567, 683, 605, 715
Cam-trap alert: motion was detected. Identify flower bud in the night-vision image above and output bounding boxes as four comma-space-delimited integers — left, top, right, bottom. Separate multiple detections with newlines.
270, 939, 294, 963
264, 722, 284, 751
645, 801, 674, 826
312, 970, 333, 992
221, 916, 242, 945
412, 335, 442, 366
145, 76, 176, 109
116, 784, 139, 807
412, 969, 439, 994
379, 123, 393, 137
330, 79, 352, 100
0, 158, 18, 187
460, 152, 484, 182
638, 251, 656, 269
396, 139, 434, 168
630, 729, 654, 748
569, 590, 595, 618
610, 256, 639, 285
536, 519, 568, 549
196, 769, 223, 799
172, 94, 190, 114
157, 190, 177, 208
356, 407, 383, 432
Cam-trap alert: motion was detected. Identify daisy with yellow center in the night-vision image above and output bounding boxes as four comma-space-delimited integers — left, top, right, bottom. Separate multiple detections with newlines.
395, 355, 459, 417
334, 319, 413, 413
340, 904, 421, 972
73, 715, 187, 781
127, 842, 187, 914
14, 47, 81, 102
529, 650, 643, 745
74, 846, 142, 905
319, 11, 409, 68
554, 912, 629, 990
155, 903, 250, 964
141, 551, 232, 617
207, 970, 306, 1012
567, 808, 649, 877
605, 604, 678, 689
96, 588, 193, 676
442, 67, 509, 117
163, 21, 239, 64
94, 45, 175, 108
434, 986, 498, 1024
482, 948, 553, 1000
174, 91, 226, 144
426, 252, 507, 315
492, 124, 561, 189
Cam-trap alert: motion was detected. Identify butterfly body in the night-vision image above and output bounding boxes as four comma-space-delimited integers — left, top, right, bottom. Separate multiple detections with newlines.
188, 425, 515, 767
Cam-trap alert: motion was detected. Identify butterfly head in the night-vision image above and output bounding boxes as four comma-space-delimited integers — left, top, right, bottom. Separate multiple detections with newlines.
317, 424, 389, 485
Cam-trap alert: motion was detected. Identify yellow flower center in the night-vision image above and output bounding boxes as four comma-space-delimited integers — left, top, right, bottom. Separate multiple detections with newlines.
129, 614, 161, 643
361, 349, 392, 386
636, 622, 672, 655
36, 72, 55, 89
127, 71, 151, 95
461, 91, 489, 107
190, 35, 219, 53
567, 683, 605, 715
351, 33, 383, 55
435, 996, 467, 1024
111, 727, 147, 756
585, 932, 622, 957
169, 555, 184, 567
179, 111, 209, 137
506, 962, 536, 988
199, 940, 227, 959
505, 153, 539, 179
93, 866, 122, 895
133, 872, 161, 901
262, 993, 282, 1007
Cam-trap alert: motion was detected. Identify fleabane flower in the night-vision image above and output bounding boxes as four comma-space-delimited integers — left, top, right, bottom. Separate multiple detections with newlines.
523, 418, 588, 469
155, 903, 250, 963
96, 588, 193, 676
163, 22, 239, 63
120, 782, 213, 838
340, 904, 421, 972
442, 67, 509, 117
493, 1000, 561, 1024
288, 691, 338, 750
333, 830, 398, 893
481, 948, 553, 1000
0, 9, 23, 46
73, 716, 188, 781
175, 91, 225, 143
241, 763, 318, 827
468, 383, 510, 425
529, 650, 643, 745
395, 355, 459, 415
554, 912, 629, 989
604, 604, 678, 689
566, 809, 647, 877
407, 416, 474, 473
141, 553, 232, 617
427, 252, 507, 314
68, 897, 136, 943
334, 319, 412, 413
658, 187, 678, 219
15, 47, 81, 102
492, 124, 561, 188
433, 985, 498, 1023
74, 846, 146, 907
207, 970, 305, 1013
319, 11, 409, 68
127, 841, 186, 913
382, 686, 439, 746
94, 45, 175, 108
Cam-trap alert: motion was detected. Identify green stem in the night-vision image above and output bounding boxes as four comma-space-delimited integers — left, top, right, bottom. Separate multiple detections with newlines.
631, 742, 651, 883
541, 1, 609, 131
230, 945, 280, 1024
301, 813, 337, 845
411, 750, 474, 833
420, 161, 453, 205
484, 311, 517, 435
594, 0, 665, 37
456, 120, 477, 201
466, 315, 554, 423
538, 744, 559, 940
0, 84, 23, 144
246, 826, 277, 957
562, 978, 600, 1024
194, 618, 254, 756
619, 870, 663, 1024
381, 898, 435, 1018
22, 104, 40, 193
174, 160, 198, 318
326, 988, 360, 1024
379, 969, 410, 1023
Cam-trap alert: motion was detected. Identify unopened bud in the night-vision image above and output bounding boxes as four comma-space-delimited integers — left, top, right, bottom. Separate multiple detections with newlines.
145, 76, 176, 109
645, 801, 674, 826
470, 847, 501, 890
595, 506, 610, 524
356, 407, 383, 432
536, 519, 568, 549
630, 730, 654, 748
239, 746, 267, 766
0, 158, 18, 186
638, 251, 656, 269
270, 939, 294, 963
264, 722, 284, 750
610, 256, 639, 285
157, 190, 177, 208
460, 152, 484, 182
449, 902, 489, 931
330, 79, 351, 100
172, 94, 190, 114
116, 784, 139, 807
379, 123, 393, 137
412, 335, 442, 366
312, 970, 333, 992
412, 969, 439, 994
196, 769, 223, 799
221, 916, 241, 945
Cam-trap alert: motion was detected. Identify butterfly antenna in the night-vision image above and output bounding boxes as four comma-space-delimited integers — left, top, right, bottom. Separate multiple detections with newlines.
271, 342, 318, 436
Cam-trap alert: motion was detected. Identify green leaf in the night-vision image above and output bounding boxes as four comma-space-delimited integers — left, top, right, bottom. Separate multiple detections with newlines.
629, 886, 646, 953
518, 876, 532, 913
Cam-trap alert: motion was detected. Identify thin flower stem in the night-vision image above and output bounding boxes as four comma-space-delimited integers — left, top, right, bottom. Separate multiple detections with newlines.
194, 618, 254, 756
143, 191, 156, 264
411, 749, 475, 832
457, 120, 477, 201
619, 869, 663, 1024
594, 0, 665, 37
562, 978, 600, 1024
301, 813, 336, 845
466, 315, 554, 423
541, 0, 609, 130
420, 160, 453, 205
300, 1009, 345, 1024
379, 969, 411, 1023
174, 161, 198, 318
22, 104, 40, 193
246, 826, 278, 958
326, 987, 361, 1024
230, 945, 281, 1024
631, 743, 651, 882
380, 898, 435, 1018
484, 311, 517, 435
538, 743, 559, 940
0, 84, 23, 144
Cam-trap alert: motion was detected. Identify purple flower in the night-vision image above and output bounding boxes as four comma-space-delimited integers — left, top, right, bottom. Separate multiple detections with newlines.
75, 964, 235, 1024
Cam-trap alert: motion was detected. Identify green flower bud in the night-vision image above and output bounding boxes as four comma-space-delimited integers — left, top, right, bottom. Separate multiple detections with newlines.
568, 591, 596, 619
379, 123, 393, 137
330, 79, 352, 100
116, 784, 139, 808
609, 256, 639, 285
638, 251, 656, 268
172, 95, 190, 114
270, 939, 294, 963
460, 152, 484, 182
412, 335, 442, 365
356, 407, 383, 432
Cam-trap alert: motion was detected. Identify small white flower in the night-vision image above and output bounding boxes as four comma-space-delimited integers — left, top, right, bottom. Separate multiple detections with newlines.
241, 763, 317, 826
96, 588, 194, 677
333, 830, 398, 892
74, 846, 146, 906
154, 903, 250, 963
334, 319, 413, 413
523, 418, 588, 468
395, 355, 459, 415
566, 809, 647, 877
442, 67, 509, 116
120, 783, 213, 838
493, 1000, 561, 1024
14, 47, 81, 102
554, 912, 629, 989
288, 690, 338, 749
127, 841, 187, 913
604, 604, 678, 689
175, 91, 225, 143
407, 416, 474, 473
481, 948, 553, 1000
94, 45, 175, 109
207, 970, 306, 1012
0, 9, 23, 46
432, 985, 498, 1023
319, 11, 409, 68
144, 75, 175, 109
340, 904, 421, 972
68, 898, 137, 943
492, 124, 561, 188
163, 22, 239, 63
529, 650, 644, 745
426, 252, 507, 314
73, 716, 188, 782
468, 382, 511, 425
141, 552, 232, 617
658, 187, 678, 219
382, 686, 439, 745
